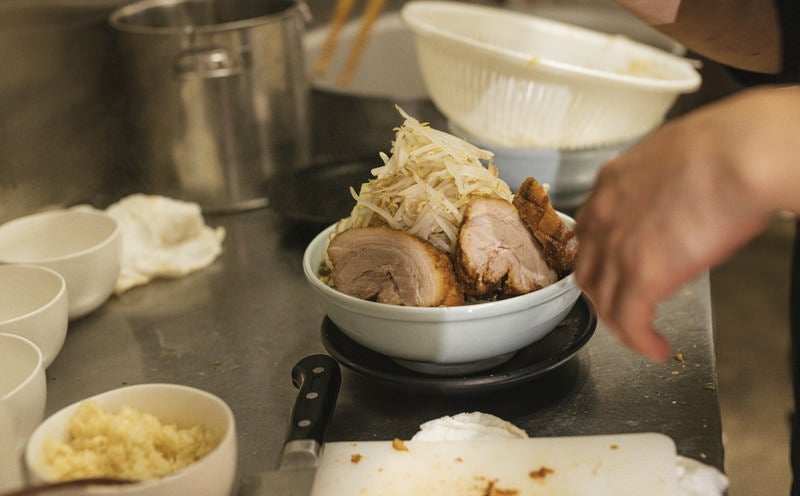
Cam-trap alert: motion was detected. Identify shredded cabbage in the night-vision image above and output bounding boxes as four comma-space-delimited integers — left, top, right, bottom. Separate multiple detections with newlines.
335, 106, 513, 254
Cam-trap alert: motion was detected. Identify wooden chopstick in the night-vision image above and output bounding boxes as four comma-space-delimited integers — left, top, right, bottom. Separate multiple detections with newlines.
3, 478, 135, 496
336, 0, 386, 87
313, 0, 357, 77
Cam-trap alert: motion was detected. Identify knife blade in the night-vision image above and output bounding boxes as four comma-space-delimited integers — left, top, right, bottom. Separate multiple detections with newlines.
238, 354, 341, 496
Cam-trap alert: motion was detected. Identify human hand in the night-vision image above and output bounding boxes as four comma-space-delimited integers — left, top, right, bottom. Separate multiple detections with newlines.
575, 85, 800, 361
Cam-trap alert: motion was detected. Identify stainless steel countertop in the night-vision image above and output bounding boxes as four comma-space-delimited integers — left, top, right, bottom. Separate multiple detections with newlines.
45, 208, 724, 488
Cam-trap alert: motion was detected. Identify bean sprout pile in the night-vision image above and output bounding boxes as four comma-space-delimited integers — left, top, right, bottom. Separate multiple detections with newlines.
335, 107, 513, 254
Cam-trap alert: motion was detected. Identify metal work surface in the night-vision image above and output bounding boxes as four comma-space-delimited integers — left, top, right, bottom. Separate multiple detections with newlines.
45, 208, 724, 486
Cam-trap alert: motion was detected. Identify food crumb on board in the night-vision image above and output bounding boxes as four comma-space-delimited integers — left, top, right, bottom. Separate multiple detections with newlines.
350, 454, 362, 464
529, 466, 555, 480
609, 444, 619, 450
483, 480, 520, 496
391, 438, 408, 451
674, 353, 685, 362
455, 457, 464, 462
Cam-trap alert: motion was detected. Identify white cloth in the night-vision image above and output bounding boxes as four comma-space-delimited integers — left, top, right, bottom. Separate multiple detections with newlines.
412, 412, 530, 441
106, 194, 225, 294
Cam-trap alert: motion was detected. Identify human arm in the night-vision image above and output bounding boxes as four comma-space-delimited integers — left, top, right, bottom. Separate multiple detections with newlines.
614, 0, 781, 74
574, 84, 800, 361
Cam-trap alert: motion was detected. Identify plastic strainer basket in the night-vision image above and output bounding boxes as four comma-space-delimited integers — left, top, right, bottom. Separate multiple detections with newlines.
400, 1, 702, 149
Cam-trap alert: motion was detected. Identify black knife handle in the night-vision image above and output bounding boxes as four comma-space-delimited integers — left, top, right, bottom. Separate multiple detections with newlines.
286, 354, 341, 445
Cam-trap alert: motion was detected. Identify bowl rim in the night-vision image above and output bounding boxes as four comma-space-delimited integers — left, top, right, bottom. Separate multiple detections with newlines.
109, 0, 303, 36
0, 208, 121, 264
302, 215, 577, 321
0, 264, 67, 325
24, 383, 236, 487
0, 332, 44, 401
401, 0, 701, 92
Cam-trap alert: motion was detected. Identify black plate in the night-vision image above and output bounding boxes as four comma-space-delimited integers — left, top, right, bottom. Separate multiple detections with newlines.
321, 294, 597, 393
266, 158, 378, 225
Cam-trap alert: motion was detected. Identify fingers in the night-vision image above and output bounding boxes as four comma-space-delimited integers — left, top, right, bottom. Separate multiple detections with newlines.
575, 167, 618, 296
579, 248, 671, 362
607, 282, 671, 362
575, 161, 671, 363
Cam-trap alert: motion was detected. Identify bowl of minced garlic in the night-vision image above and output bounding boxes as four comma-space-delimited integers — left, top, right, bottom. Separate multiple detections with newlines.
24, 384, 237, 496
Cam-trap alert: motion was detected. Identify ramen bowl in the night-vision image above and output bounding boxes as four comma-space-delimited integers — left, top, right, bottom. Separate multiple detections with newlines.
302, 214, 581, 373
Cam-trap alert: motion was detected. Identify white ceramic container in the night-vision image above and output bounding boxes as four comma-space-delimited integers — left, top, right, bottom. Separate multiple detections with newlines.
0, 264, 68, 367
0, 207, 122, 319
302, 214, 581, 366
0, 332, 46, 453
25, 383, 237, 496
401, 1, 701, 149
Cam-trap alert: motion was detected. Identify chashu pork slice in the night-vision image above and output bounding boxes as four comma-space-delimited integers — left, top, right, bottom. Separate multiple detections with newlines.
327, 226, 464, 307
512, 176, 578, 278
455, 197, 557, 298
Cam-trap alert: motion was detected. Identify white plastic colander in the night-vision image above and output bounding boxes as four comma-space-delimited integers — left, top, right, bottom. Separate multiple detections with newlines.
400, 1, 702, 149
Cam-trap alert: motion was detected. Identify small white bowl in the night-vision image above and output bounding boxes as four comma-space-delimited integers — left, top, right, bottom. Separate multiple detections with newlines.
302, 215, 581, 368
0, 333, 46, 453
0, 404, 24, 491
0, 207, 122, 319
0, 264, 68, 367
25, 383, 237, 496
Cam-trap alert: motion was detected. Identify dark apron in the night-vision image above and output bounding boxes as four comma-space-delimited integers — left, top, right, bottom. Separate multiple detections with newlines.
792, 220, 800, 495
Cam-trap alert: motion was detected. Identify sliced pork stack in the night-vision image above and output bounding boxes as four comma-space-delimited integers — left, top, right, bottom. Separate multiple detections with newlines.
327, 226, 464, 307
454, 197, 557, 298
325, 175, 579, 307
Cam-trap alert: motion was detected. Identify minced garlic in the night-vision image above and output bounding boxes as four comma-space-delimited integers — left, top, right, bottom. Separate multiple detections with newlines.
44, 400, 221, 481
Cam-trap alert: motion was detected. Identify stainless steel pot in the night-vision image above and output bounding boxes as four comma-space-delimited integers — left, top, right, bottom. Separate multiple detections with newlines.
110, 0, 311, 212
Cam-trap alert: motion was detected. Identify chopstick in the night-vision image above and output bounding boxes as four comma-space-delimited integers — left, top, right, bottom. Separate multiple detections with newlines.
313, 0, 356, 77
2, 478, 135, 496
313, 0, 386, 87
336, 0, 386, 87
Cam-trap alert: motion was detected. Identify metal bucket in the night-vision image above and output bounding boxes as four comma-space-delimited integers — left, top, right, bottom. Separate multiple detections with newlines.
110, 0, 311, 212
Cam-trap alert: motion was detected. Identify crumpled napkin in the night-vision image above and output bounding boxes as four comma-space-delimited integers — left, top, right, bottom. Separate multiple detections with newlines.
106, 194, 225, 294
676, 456, 729, 496
412, 412, 729, 496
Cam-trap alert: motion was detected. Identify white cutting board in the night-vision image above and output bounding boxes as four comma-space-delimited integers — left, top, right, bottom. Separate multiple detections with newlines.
311, 433, 677, 496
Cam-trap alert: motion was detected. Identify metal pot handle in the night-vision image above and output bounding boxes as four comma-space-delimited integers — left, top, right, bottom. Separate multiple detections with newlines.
173, 47, 243, 80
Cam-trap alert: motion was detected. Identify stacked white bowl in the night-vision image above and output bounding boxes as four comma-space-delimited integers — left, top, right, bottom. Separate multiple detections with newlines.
0, 333, 46, 454
0, 207, 122, 320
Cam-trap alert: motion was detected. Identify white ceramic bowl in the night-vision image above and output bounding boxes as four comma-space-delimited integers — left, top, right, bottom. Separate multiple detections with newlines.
448, 121, 639, 210
0, 264, 68, 368
0, 404, 24, 491
303, 215, 581, 368
0, 333, 46, 453
0, 207, 122, 319
25, 383, 237, 496
305, 11, 428, 100
401, 1, 701, 149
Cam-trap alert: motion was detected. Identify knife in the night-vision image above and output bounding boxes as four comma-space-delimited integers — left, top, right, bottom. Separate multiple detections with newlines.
238, 354, 341, 496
